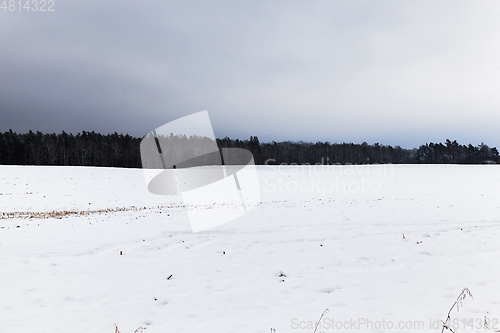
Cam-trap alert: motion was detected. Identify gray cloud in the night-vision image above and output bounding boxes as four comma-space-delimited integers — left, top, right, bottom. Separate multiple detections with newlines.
1, 0, 500, 148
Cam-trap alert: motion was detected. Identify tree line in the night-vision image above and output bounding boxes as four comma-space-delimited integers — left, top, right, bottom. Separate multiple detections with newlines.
237, 137, 499, 165
0, 130, 142, 168
0, 130, 498, 168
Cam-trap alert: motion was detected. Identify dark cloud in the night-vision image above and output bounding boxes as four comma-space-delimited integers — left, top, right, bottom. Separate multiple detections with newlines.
1, 0, 500, 148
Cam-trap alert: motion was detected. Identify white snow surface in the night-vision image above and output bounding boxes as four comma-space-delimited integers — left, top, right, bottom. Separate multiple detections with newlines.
1, 164, 500, 333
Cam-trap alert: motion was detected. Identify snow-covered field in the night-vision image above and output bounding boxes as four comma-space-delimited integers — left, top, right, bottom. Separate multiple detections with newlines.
1, 164, 500, 333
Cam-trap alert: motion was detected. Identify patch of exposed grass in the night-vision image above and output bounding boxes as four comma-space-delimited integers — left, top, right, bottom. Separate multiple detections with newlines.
0, 205, 180, 220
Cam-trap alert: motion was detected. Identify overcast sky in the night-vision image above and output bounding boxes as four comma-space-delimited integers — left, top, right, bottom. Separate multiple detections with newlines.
1, 0, 500, 148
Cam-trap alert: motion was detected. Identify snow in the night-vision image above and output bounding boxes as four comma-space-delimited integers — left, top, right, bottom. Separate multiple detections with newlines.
1, 164, 500, 333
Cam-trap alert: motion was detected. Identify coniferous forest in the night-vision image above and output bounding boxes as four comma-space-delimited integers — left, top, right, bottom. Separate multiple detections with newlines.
0, 130, 498, 168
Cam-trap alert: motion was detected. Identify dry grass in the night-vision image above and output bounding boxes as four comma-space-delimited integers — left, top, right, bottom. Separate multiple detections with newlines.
441, 288, 473, 333
313, 308, 329, 333
1, 201, 258, 221
0, 205, 183, 220
114, 324, 147, 333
